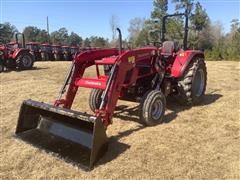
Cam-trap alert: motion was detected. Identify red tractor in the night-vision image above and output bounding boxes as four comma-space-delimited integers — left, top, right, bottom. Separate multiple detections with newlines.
16, 11, 207, 169
6, 41, 19, 48
70, 46, 80, 60
62, 45, 72, 61
26, 42, 42, 61
40, 43, 53, 61
52, 45, 63, 61
0, 33, 34, 72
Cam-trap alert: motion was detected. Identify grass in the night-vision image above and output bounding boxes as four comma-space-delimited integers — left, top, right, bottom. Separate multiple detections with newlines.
0, 61, 239, 179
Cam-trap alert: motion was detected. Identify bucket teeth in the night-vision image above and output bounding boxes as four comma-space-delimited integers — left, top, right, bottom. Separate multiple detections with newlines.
15, 99, 108, 170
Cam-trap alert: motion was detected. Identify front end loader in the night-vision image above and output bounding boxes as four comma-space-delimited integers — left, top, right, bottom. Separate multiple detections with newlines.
16, 47, 121, 170
15, 9, 207, 170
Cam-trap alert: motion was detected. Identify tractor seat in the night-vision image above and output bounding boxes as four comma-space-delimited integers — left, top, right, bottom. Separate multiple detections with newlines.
161, 41, 176, 58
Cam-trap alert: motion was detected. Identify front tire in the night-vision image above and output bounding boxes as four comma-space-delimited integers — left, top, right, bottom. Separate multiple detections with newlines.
139, 90, 166, 126
16, 53, 34, 70
89, 89, 103, 112
177, 58, 207, 105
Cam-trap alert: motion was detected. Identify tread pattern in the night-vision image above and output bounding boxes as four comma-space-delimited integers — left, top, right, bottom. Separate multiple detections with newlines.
89, 89, 103, 112
177, 58, 207, 105
139, 90, 166, 126
16, 52, 34, 70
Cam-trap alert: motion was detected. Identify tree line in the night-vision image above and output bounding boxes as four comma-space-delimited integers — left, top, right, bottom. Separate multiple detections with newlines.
0, 24, 110, 48
0, 0, 239, 60
128, 0, 240, 60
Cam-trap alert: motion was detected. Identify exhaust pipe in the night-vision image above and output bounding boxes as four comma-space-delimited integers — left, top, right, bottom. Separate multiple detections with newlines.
15, 99, 108, 170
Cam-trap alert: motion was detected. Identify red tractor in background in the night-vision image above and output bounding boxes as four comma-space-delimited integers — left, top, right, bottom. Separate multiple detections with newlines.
0, 33, 34, 72
40, 43, 53, 61
62, 45, 72, 61
16, 10, 207, 169
6, 41, 20, 48
26, 42, 42, 61
70, 46, 80, 60
52, 45, 63, 61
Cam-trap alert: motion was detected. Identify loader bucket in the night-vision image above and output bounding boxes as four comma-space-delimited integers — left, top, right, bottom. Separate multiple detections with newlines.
15, 99, 108, 170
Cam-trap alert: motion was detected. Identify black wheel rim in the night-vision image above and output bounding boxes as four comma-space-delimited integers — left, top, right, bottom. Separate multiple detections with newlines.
193, 69, 205, 97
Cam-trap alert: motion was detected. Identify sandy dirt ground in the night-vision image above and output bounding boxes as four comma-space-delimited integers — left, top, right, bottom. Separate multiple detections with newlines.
0, 61, 239, 179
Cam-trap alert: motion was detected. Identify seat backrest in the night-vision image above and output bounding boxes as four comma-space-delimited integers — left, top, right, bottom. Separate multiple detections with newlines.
161, 41, 175, 57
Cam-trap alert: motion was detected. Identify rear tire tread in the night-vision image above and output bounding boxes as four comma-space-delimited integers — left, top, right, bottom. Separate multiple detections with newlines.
16, 52, 34, 70
177, 58, 207, 105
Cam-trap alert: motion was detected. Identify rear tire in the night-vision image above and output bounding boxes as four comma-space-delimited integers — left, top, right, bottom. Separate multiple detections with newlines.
16, 53, 34, 70
139, 90, 166, 126
177, 58, 207, 105
89, 89, 103, 112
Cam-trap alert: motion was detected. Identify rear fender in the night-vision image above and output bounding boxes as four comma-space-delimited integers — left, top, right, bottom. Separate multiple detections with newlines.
11, 48, 30, 59
171, 50, 204, 78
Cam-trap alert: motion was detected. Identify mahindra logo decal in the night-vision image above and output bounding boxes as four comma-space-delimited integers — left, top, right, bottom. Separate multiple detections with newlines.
85, 81, 101, 86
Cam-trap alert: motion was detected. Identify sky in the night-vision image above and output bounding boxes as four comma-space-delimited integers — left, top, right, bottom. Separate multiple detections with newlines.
1, 0, 240, 39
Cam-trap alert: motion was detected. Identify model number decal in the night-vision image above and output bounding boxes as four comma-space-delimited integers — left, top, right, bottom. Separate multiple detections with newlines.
179, 52, 186, 57
85, 81, 101, 86
128, 56, 135, 64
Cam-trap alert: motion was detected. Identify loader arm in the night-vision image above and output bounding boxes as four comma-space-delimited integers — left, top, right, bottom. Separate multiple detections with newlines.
55, 48, 119, 108
16, 48, 119, 170
55, 47, 158, 126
